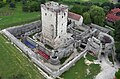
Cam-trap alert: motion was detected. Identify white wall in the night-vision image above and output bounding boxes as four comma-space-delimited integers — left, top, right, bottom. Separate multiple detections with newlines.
41, 6, 56, 42
57, 9, 68, 38
41, 3, 68, 47
68, 16, 83, 26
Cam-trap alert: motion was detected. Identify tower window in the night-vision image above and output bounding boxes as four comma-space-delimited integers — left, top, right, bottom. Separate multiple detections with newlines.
62, 16, 63, 18
45, 13, 47, 16
64, 13, 66, 16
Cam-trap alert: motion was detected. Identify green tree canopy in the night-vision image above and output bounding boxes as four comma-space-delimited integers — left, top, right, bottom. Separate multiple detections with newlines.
115, 69, 120, 79
115, 3, 120, 8
101, 2, 114, 9
70, 5, 83, 15
103, 6, 110, 14
83, 12, 91, 25
89, 5, 105, 26
114, 20, 120, 42
29, 1, 39, 12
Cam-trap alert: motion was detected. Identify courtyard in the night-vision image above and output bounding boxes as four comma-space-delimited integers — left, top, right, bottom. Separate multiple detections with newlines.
61, 54, 100, 79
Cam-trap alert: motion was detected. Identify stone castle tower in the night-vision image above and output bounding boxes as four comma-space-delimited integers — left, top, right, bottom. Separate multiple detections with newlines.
41, 1, 68, 48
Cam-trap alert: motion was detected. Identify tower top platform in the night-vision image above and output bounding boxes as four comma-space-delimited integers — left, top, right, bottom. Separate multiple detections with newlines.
41, 1, 68, 12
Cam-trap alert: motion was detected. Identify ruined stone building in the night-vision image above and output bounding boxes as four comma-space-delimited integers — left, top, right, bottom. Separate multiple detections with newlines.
41, 2, 69, 48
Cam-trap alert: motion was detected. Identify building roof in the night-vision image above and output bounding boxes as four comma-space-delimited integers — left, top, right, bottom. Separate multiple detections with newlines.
68, 12, 81, 21
36, 50, 50, 60
106, 8, 120, 22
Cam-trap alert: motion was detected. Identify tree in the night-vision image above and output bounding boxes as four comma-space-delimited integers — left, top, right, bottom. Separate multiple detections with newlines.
22, 0, 27, 5
81, 1, 93, 6
3, 0, 7, 3
41, 0, 46, 4
114, 20, 120, 42
101, 2, 114, 9
83, 12, 91, 25
82, 6, 90, 13
70, 5, 83, 15
89, 5, 105, 26
116, 52, 120, 62
115, 69, 120, 79
103, 6, 110, 14
115, 3, 120, 8
29, 1, 39, 12
6, 0, 11, 3
22, 4, 29, 12
48, 0, 60, 2
9, 2, 16, 8
22, 0, 40, 12
0, 1, 4, 8
15, 0, 21, 2
93, 16, 105, 26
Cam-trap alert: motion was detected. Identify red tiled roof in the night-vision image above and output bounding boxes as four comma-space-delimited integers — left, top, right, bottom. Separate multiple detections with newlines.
36, 50, 50, 60
110, 8, 120, 13
68, 12, 81, 21
106, 8, 120, 22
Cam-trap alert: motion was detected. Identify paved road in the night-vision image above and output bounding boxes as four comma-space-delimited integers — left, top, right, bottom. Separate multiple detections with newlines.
95, 57, 118, 79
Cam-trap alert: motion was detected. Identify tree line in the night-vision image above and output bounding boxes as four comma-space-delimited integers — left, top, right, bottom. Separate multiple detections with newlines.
70, 2, 116, 26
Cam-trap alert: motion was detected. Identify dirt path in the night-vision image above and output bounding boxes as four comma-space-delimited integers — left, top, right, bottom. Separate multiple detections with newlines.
95, 57, 118, 79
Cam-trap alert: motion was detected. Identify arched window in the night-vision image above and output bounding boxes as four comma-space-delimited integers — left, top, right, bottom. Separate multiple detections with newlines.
64, 13, 66, 16
45, 13, 47, 16
51, 24, 54, 38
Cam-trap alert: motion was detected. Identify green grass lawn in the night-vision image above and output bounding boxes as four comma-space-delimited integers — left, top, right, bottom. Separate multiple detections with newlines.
0, 2, 40, 29
0, 34, 44, 79
61, 54, 100, 79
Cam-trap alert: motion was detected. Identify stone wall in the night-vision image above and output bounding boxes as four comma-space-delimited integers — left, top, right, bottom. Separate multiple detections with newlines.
7, 20, 41, 37
2, 29, 88, 78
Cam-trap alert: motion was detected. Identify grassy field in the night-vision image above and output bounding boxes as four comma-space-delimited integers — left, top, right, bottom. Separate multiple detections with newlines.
0, 2, 40, 29
0, 34, 44, 79
61, 54, 100, 79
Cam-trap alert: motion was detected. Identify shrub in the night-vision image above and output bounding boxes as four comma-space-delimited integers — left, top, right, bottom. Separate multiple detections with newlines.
115, 69, 120, 79
22, 1, 40, 12
0, 2, 5, 8
9, 2, 16, 8
22, 4, 29, 12
29, 1, 39, 12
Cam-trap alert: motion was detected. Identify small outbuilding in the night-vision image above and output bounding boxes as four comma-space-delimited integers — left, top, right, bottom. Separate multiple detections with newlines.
68, 12, 83, 26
